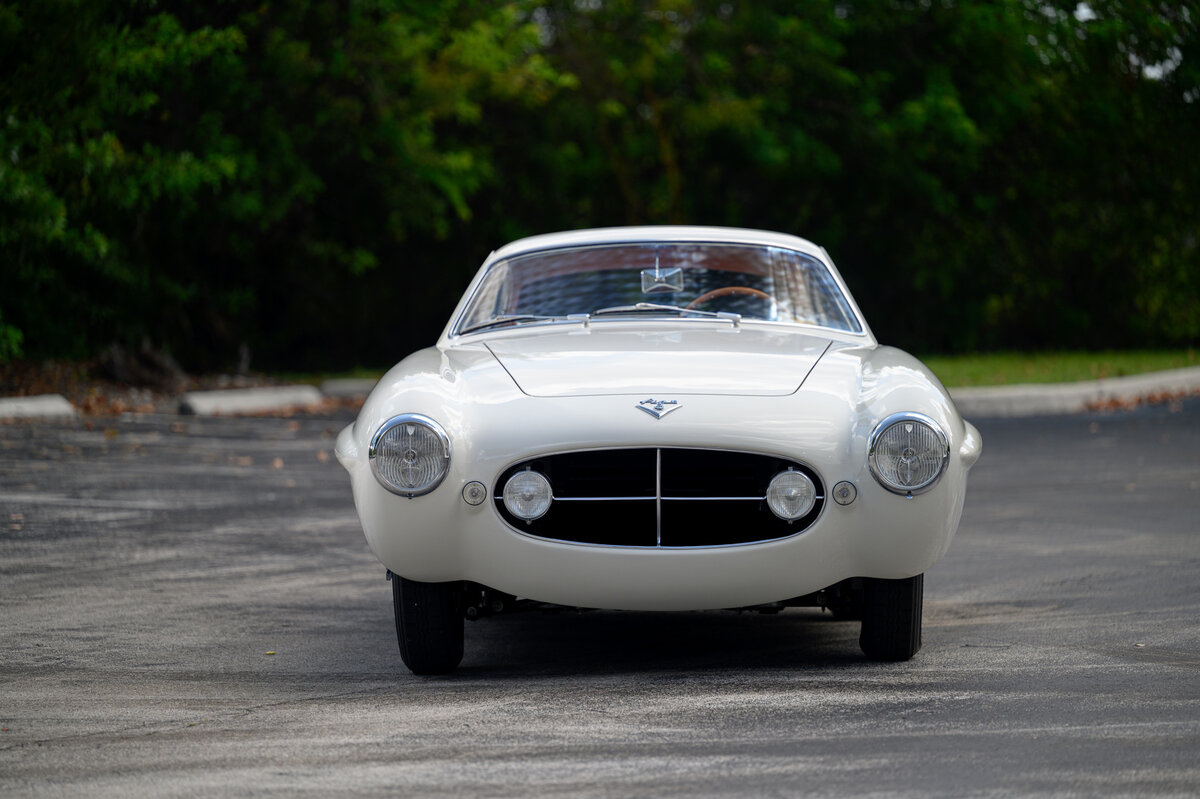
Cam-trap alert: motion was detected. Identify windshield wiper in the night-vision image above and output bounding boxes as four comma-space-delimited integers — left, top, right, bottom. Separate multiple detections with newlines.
589, 303, 741, 325
458, 314, 562, 335
461, 304, 741, 335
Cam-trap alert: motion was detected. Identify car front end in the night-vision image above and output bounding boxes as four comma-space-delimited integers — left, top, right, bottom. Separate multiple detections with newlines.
335, 226, 982, 672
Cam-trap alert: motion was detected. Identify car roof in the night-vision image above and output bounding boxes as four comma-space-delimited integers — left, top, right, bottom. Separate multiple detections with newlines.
484, 226, 828, 266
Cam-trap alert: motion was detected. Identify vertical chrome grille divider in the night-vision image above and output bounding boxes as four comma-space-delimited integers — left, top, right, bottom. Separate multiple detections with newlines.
655, 448, 663, 547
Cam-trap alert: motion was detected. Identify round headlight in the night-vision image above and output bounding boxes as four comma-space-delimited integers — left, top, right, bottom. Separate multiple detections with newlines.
502, 470, 552, 521
766, 469, 817, 521
369, 414, 451, 497
868, 412, 949, 496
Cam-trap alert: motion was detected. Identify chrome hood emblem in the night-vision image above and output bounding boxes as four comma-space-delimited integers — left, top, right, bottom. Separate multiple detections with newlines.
637, 398, 681, 419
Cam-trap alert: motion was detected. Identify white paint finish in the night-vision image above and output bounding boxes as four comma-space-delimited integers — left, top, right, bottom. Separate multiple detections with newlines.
337, 227, 981, 610
483, 325, 832, 397
340, 374, 973, 609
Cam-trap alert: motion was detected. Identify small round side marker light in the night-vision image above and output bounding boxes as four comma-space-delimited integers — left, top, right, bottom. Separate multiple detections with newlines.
462, 481, 488, 506
833, 481, 857, 506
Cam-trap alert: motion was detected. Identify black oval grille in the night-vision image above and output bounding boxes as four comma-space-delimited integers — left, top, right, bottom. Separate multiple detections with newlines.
494, 448, 824, 548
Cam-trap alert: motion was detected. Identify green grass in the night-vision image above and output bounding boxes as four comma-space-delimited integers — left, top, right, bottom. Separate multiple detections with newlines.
921, 350, 1199, 388
271, 350, 1199, 390
269, 366, 386, 386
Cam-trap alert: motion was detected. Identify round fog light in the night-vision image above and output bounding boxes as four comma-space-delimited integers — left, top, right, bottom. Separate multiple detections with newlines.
503, 470, 552, 521
766, 469, 816, 521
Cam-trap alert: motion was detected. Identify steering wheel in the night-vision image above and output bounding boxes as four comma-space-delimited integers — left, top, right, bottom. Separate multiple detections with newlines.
686, 286, 773, 310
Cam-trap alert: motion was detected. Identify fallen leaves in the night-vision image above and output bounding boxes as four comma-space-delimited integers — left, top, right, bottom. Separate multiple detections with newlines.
1084, 389, 1197, 413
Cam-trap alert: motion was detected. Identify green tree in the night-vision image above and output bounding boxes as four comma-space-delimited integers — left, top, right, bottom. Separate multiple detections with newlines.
479, 0, 1199, 353
0, 0, 564, 368
1, 0, 1195, 368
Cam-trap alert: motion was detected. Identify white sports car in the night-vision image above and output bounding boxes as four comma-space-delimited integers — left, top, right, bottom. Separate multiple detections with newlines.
336, 226, 982, 674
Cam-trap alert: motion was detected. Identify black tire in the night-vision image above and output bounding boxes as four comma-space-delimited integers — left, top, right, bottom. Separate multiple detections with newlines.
859, 574, 923, 662
393, 576, 464, 675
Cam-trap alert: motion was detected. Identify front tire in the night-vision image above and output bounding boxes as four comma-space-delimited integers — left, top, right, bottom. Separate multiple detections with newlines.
859, 574, 923, 662
393, 576, 464, 675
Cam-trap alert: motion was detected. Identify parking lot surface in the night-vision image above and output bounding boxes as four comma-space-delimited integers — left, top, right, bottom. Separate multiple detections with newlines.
2, 401, 1198, 796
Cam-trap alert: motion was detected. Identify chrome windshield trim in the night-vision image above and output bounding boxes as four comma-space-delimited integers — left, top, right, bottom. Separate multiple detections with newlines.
446, 237, 870, 340
450, 315, 872, 341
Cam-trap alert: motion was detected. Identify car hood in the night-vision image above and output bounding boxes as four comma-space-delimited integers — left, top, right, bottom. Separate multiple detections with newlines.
481, 325, 833, 397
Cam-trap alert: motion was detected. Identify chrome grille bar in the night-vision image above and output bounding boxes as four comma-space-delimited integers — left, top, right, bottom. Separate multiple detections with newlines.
655, 447, 663, 547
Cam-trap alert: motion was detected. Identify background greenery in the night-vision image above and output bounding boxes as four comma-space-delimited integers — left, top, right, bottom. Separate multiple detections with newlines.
1, 0, 1196, 371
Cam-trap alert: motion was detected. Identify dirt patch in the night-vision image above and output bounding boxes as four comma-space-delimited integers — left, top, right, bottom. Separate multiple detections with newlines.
0, 359, 362, 417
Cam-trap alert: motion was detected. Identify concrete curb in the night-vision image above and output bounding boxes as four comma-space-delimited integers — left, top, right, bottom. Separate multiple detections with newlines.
179, 385, 324, 416
319, 378, 378, 398
4, 366, 1199, 421
950, 365, 1200, 418
0, 394, 77, 419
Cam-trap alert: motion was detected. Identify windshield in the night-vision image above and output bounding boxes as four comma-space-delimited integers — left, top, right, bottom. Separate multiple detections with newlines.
454, 242, 862, 335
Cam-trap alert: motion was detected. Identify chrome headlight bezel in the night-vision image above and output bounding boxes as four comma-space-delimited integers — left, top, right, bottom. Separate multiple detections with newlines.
368, 413, 451, 497
867, 412, 950, 497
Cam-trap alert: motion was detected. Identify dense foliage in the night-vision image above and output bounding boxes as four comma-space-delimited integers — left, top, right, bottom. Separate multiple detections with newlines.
1, 0, 1196, 370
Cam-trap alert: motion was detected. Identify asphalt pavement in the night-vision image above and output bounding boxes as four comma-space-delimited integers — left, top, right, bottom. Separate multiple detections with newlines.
1, 401, 1198, 796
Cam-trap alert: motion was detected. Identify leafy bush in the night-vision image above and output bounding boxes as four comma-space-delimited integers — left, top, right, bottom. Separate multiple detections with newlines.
1, 1, 1195, 370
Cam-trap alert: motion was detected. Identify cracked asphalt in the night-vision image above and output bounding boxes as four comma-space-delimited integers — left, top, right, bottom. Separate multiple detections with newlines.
2, 401, 1199, 797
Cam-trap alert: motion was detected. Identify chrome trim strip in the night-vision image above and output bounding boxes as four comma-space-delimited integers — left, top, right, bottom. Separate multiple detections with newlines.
665, 495, 824, 501
655, 448, 663, 547
503, 529, 818, 552
552, 491, 835, 499
452, 315, 867, 341
662, 496, 764, 502
553, 495, 840, 501
552, 496, 656, 502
